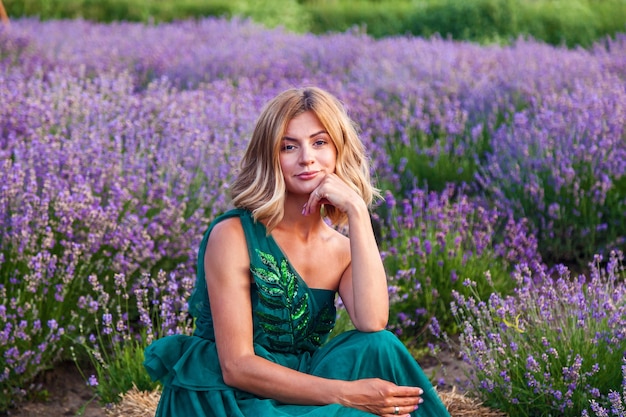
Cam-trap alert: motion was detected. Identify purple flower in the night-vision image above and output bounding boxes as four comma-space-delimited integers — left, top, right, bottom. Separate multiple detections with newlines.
87, 375, 98, 387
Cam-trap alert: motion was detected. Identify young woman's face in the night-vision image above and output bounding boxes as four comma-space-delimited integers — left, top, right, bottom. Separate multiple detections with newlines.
279, 110, 337, 197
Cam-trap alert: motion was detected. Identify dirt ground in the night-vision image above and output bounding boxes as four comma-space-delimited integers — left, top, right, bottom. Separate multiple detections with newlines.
3, 349, 472, 417
2, 363, 107, 417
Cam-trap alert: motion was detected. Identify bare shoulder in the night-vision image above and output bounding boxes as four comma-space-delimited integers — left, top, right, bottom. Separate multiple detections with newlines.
205, 216, 249, 276
209, 216, 245, 243
326, 225, 351, 264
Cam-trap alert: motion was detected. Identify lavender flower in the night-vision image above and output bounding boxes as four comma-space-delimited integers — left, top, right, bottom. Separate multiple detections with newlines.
379, 185, 542, 338
449, 251, 626, 416
88, 375, 98, 387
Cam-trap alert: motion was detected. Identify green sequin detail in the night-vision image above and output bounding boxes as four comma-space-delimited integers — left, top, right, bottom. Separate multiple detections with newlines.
251, 249, 335, 353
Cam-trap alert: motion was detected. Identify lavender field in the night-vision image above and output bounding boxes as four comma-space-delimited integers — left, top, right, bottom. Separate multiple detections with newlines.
1, 17, 625, 416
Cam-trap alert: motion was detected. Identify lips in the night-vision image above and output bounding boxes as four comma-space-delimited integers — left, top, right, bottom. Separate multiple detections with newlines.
296, 171, 319, 180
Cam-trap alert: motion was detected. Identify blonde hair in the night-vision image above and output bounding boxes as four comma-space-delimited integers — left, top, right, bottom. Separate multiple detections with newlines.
230, 86, 379, 232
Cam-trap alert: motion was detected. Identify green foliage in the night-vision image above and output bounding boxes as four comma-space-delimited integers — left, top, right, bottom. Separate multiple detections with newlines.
6, 0, 232, 22
594, 0, 626, 35
73, 339, 156, 405
6, 0, 626, 47
306, 0, 415, 37
407, 0, 519, 44
229, 0, 310, 32
516, 0, 600, 47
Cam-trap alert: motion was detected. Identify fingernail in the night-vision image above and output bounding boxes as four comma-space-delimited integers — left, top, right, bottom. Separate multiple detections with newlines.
419, 398, 424, 404
301, 204, 306, 215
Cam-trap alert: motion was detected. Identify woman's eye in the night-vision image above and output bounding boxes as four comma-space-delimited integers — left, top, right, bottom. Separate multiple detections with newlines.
314, 139, 327, 146
281, 144, 296, 151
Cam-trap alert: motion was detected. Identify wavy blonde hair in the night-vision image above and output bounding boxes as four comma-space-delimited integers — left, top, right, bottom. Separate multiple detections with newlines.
230, 86, 379, 232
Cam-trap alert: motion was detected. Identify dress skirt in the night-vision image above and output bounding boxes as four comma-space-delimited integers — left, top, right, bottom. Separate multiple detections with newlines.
145, 329, 450, 417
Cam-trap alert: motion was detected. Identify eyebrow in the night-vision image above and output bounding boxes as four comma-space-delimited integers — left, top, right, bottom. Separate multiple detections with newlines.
282, 130, 328, 141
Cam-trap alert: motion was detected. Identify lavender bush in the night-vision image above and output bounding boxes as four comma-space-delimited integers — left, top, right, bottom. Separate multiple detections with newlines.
0, 67, 242, 407
477, 76, 626, 266
586, 359, 626, 417
377, 185, 541, 342
366, 91, 483, 194
445, 251, 626, 416
1, 16, 625, 411
71, 269, 194, 405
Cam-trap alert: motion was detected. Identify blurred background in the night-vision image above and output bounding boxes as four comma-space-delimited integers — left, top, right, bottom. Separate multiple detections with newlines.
4, 0, 626, 48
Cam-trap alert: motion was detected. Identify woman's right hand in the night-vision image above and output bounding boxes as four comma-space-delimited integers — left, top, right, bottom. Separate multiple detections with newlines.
338, 378, 424, 417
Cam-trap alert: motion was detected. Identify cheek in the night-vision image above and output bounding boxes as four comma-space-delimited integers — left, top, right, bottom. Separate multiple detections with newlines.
325, 149, 338, 168
278, 159, 287, 177
279, 154, 295, 175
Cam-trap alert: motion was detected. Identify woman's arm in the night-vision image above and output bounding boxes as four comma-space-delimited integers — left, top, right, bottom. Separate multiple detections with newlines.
205, 218, 342, 403
304, 173, 390, 331
338, 201, 390, 332
205, 218, 420, 416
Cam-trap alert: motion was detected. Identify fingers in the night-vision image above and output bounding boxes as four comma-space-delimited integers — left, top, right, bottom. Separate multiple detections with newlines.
380, 397, 424, 417
302, 173, 361, 216
381, 386, 424, 417
381, 404, 415, 417
341, 379, 424, 417
314, 189, 329, 204
394, 386, 424, 398
302, 179, 334, 216
302, 188, 328, 216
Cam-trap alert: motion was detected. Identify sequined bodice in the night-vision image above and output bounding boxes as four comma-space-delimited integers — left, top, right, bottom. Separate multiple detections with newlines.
191, 209, 337, 354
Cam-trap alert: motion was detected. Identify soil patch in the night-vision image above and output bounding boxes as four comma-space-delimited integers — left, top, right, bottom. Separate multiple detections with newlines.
2, 363, 106, 417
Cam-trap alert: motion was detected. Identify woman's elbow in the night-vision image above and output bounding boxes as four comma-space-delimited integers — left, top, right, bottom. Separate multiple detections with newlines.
221, 364, 238, 387
354, 316, 388, 333
357, 324, 387, 333
220, 358, 247, 388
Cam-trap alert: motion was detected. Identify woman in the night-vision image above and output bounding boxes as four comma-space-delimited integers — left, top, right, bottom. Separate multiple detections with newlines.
144, 87, 451, 417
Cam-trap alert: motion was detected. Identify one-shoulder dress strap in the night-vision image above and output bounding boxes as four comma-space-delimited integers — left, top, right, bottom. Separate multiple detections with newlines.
237, 210, 278, 269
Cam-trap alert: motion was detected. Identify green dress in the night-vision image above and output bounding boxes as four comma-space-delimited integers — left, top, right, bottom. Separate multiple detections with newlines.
144, 209, 451, 417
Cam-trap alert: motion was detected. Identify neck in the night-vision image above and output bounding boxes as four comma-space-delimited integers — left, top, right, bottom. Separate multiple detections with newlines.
278, 195, 326, 236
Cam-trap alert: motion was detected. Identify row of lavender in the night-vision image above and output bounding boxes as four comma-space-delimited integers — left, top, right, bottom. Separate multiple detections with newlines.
1, 18, 625, 416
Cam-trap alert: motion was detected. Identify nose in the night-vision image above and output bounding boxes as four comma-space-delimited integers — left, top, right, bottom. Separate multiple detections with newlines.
299, 145, 314, 165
